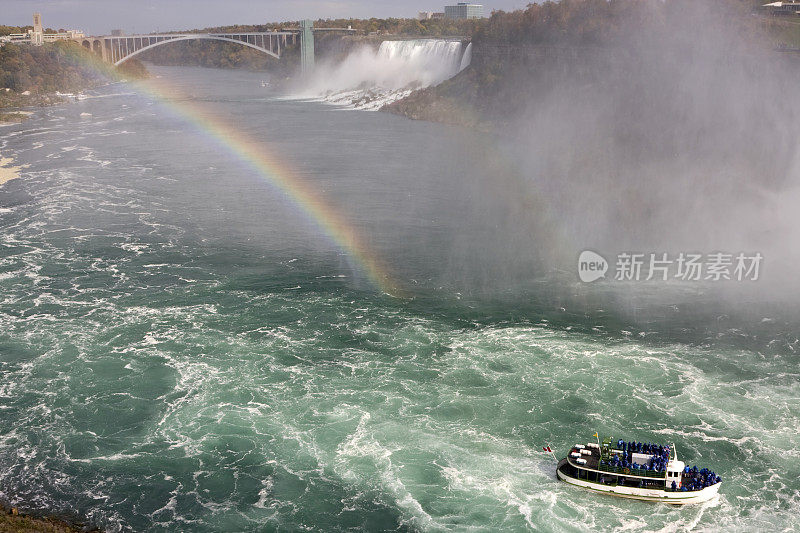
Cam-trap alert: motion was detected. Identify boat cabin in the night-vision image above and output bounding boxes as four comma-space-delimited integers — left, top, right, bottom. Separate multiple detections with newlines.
665, 459, 685, 491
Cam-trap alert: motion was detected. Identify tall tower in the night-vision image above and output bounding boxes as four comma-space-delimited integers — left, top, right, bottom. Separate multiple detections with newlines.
32, 13, 43, 45
300, 20, 315, 75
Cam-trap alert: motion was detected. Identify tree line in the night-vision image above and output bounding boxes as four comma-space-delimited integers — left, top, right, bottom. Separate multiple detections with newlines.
0, 41, 146, 95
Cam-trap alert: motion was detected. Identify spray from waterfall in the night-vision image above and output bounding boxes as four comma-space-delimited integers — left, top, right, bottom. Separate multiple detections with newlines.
292, 39, 471, 110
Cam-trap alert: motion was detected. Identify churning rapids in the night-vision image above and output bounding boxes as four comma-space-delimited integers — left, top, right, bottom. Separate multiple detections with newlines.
0, 66, 798, 532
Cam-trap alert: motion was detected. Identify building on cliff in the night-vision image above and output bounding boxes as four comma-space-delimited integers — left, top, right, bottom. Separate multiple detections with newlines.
444, 3, 484, 19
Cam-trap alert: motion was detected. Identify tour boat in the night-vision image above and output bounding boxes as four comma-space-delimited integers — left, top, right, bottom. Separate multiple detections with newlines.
556, 437, 721, 504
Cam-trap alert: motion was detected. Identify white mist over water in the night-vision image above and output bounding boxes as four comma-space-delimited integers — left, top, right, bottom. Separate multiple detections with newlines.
293, 39, 470, 111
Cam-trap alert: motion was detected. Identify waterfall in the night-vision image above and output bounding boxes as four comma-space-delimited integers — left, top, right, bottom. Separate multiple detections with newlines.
294, 39, 469, 111
374, 40, 465, 86
459, 42, 473, 72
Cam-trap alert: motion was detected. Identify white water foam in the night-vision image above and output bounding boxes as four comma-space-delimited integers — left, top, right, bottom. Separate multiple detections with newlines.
293, 39, 471, 111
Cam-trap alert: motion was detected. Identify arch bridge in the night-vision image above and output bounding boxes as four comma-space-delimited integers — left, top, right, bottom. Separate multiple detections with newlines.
76, 22, 356, 73
79, 32, 297, 66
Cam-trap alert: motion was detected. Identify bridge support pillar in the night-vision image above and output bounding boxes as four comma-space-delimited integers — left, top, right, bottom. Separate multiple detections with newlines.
300, 20, 315, 75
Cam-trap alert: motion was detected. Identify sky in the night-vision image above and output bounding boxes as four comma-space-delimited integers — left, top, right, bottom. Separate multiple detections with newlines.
1, 1, 530, 35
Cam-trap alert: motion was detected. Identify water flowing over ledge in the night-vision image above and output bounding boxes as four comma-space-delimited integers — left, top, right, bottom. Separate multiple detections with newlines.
290, 39, 471, 111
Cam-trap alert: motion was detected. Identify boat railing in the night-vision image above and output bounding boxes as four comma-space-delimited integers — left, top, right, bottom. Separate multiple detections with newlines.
597, 462, 667, 479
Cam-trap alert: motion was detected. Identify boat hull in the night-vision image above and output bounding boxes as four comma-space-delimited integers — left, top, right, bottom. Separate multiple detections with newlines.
557, 459, 720, 504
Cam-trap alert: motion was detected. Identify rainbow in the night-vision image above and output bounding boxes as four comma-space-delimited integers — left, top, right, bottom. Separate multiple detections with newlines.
65, 44, 399, 295
138, 77, 398, 294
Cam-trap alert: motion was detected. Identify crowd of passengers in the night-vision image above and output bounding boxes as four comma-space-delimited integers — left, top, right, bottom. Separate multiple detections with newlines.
600, 440, 671, 473
675, 467, 722, 492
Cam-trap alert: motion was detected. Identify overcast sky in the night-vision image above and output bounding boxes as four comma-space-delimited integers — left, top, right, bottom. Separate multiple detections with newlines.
2, 1, 530, 35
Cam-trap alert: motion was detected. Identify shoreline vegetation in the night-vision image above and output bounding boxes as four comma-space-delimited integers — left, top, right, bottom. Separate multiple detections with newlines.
0, 40, 148, 122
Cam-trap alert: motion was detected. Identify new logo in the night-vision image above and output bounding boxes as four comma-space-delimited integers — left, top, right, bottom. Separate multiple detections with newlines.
578, 250, 608, 283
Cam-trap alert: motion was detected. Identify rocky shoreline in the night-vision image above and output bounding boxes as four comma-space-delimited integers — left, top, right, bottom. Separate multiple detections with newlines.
381, 58, 503, 133
0, 90, 71, 123
0, 504, 98, 533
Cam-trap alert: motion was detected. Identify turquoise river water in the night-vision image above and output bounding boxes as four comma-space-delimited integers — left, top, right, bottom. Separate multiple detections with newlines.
0, 66, 798, 532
